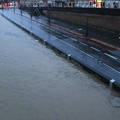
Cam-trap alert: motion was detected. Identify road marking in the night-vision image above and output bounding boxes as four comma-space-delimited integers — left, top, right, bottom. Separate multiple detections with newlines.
78, 28, 82, 31
44, 26, 49, 29
103, 63, 120, 74
70, 38, 77, 41
51, 29, 55, 32
56, 31, 60, 34
62, 34, 68, 37
79, 42, 88, 46
95, 58, 98, 61
90, 47, 100, 52
60, 40, 94, 59
104, 53, 117, 60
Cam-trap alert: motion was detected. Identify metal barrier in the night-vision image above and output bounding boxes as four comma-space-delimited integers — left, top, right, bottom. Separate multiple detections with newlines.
19, 6, 120, 16
42, 7, 120, 16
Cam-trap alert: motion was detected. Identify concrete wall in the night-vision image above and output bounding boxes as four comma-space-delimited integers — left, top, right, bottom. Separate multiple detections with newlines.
48, 11, 120, 32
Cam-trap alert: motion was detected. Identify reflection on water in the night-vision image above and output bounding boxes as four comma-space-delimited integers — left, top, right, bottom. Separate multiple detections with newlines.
0, 13, 120, 120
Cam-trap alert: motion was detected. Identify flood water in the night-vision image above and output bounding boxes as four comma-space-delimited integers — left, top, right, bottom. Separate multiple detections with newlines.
0, 13, 120, 120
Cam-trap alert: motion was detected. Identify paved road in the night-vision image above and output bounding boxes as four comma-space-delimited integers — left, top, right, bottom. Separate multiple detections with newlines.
1, 9, 120, 90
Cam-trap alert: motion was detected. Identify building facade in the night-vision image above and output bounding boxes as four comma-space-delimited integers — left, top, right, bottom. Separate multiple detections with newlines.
9, 0, 120, 8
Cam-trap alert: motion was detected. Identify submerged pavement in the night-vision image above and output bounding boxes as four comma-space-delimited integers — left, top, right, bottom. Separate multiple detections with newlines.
0, 9, 120, 91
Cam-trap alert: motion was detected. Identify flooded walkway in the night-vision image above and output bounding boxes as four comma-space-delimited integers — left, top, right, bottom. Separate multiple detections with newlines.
0, 12, 120, 120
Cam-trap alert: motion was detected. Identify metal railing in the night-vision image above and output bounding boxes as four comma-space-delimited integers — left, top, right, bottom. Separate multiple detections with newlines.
19, 6, 120, 16
41, 7, 120, 16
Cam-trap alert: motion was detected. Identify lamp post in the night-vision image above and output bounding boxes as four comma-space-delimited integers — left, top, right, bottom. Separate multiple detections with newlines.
48, 6, 50, 25
102, 0, 105, 8
85, 13, 90, 37
14, 0, 15, 12
20, 8, 22, 15
2, 0, 4, 12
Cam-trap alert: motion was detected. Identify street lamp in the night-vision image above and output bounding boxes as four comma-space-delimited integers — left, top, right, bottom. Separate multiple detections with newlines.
20, 8, 22, 15
85, 13, 90, 37
48, 6, 50, 25
14, 0, 15, 12
102, 0, 105, 8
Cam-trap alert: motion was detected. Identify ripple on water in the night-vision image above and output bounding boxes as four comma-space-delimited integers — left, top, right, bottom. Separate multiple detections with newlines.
0, 13, 120, 120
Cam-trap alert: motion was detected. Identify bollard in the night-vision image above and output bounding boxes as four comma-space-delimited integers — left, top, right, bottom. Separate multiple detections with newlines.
44, 40, 46, 45
67, 54, 71, 60
109, 79, 115, 88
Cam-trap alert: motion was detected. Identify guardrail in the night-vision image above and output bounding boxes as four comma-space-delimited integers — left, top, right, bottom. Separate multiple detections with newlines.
42, 7, 120, 16
19, 7, 120, 16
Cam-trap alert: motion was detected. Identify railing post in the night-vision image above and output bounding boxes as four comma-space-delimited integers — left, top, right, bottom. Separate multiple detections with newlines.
109, 79, 115, 88
20, 9, 22, 16
67, 54, 71, 60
